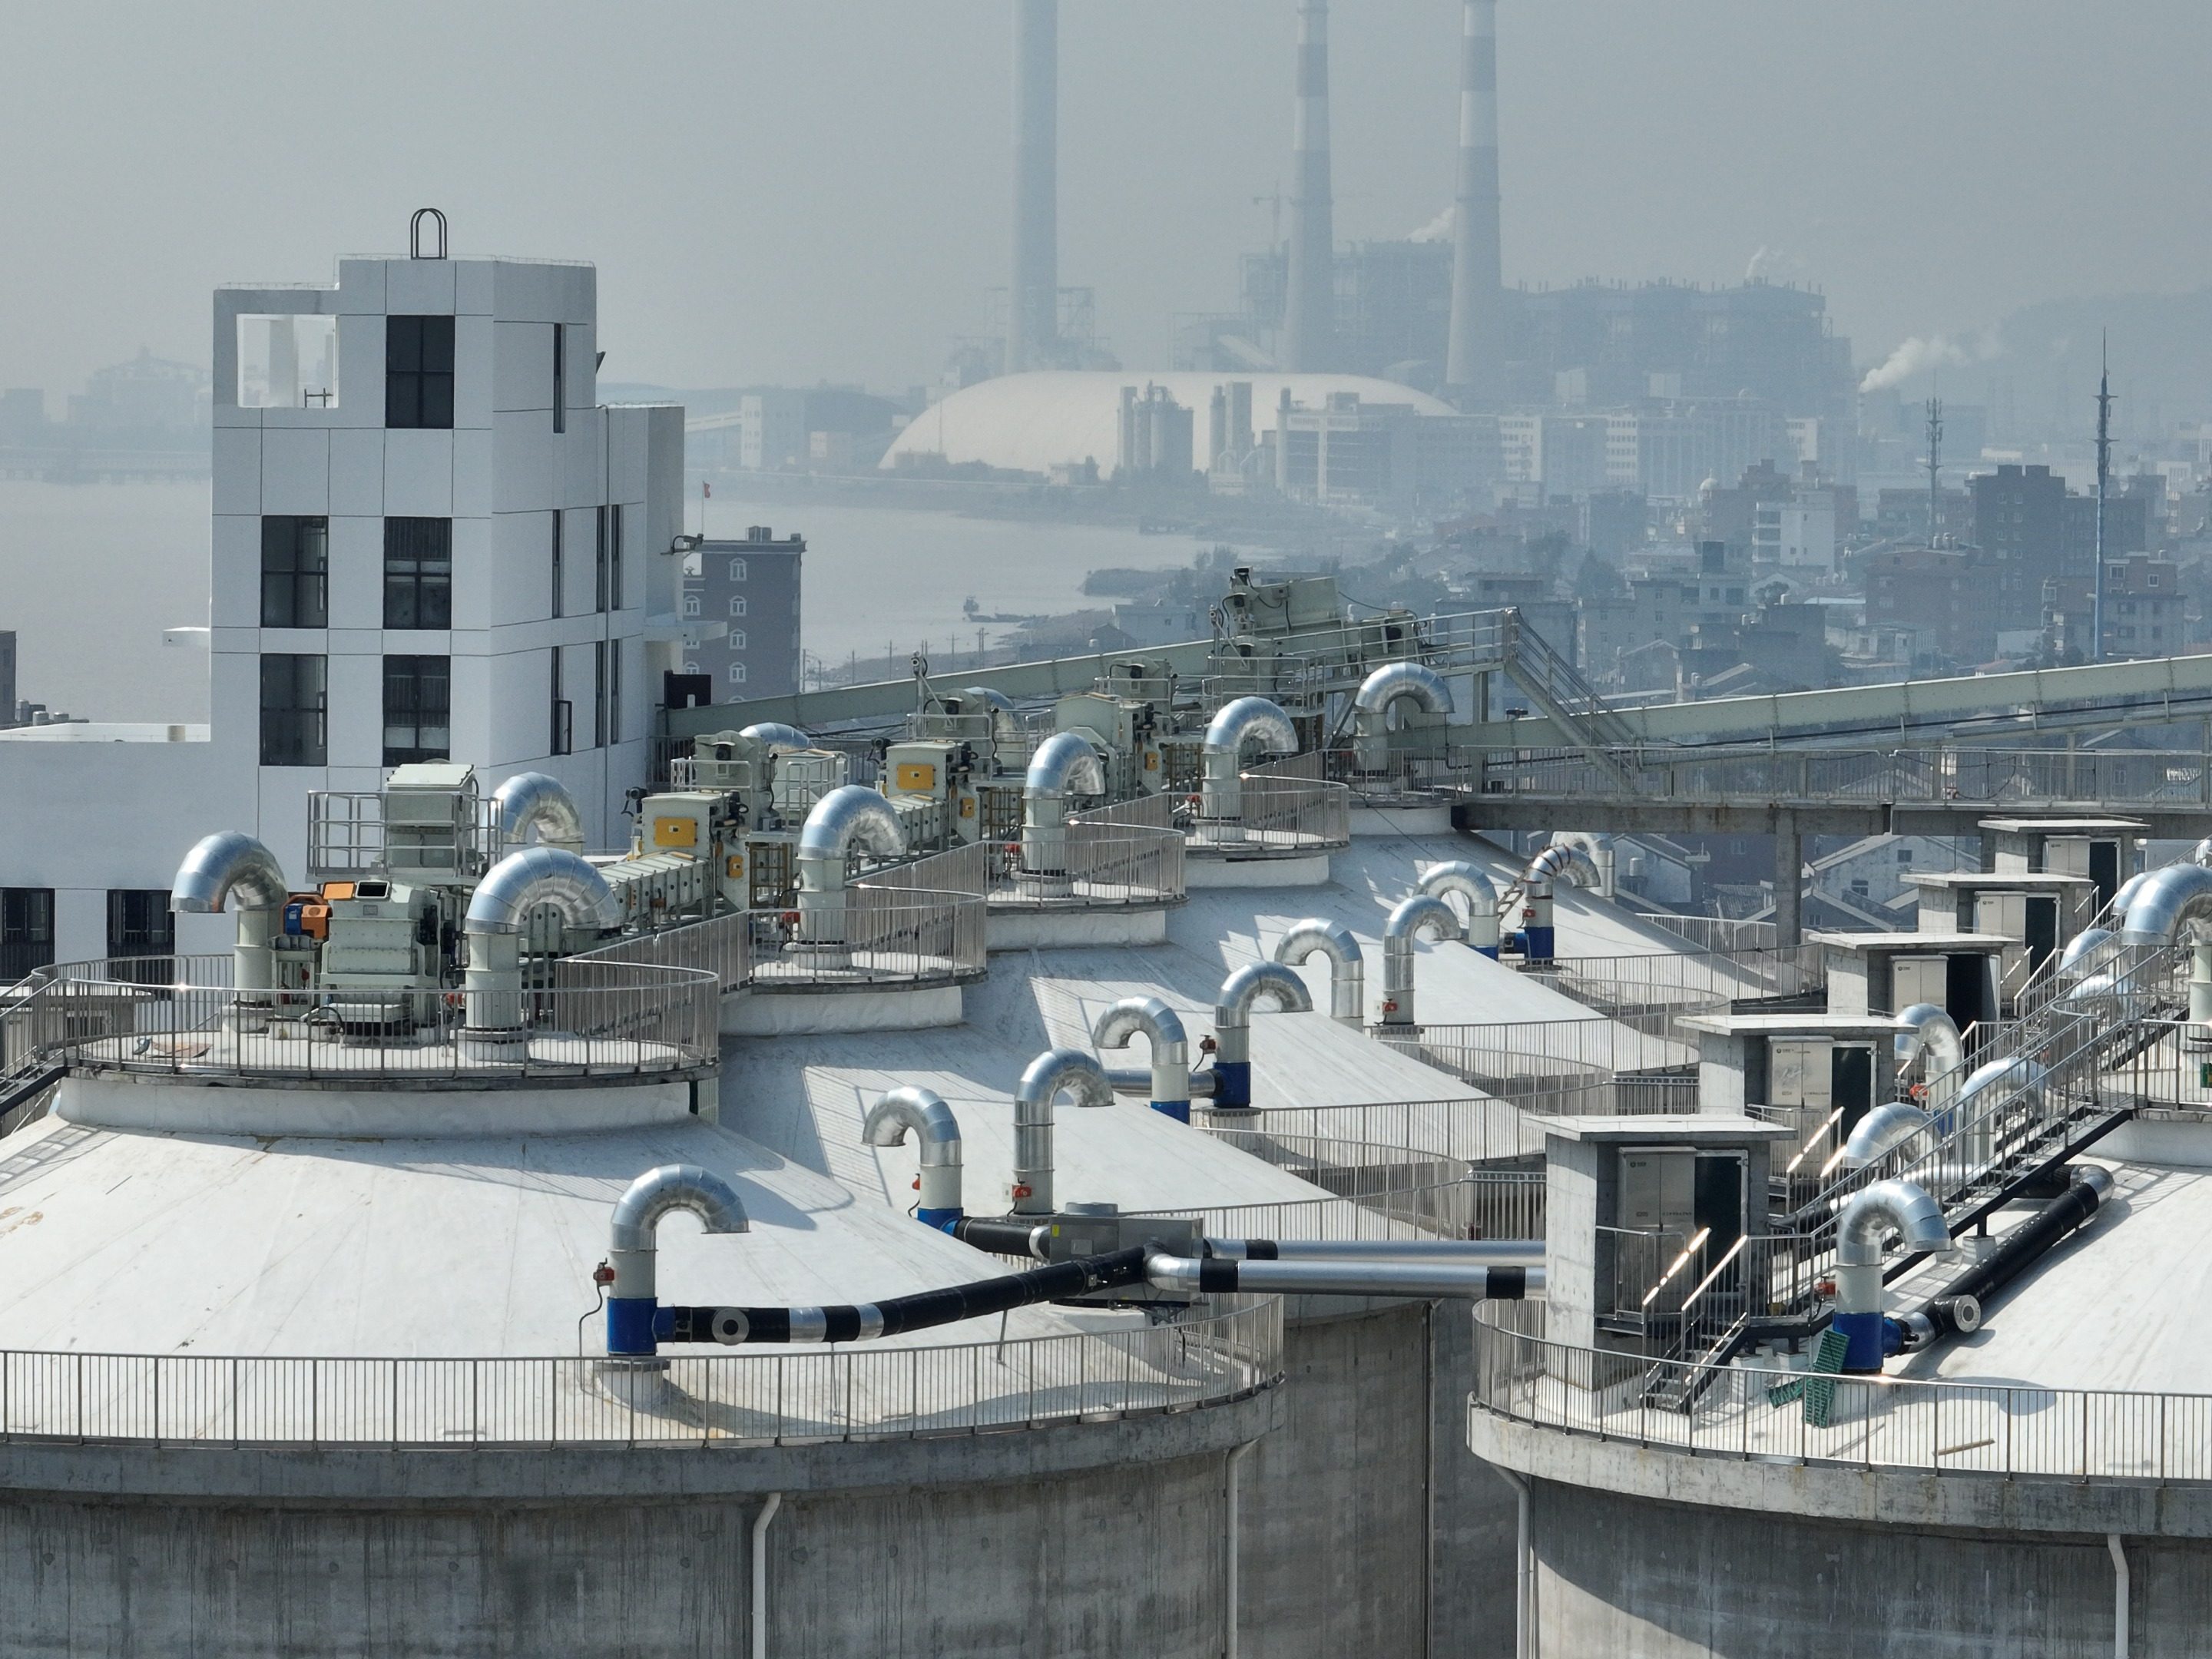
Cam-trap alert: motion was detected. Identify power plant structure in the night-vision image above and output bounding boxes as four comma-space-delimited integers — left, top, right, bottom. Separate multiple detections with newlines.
1444, 0, 1507, 406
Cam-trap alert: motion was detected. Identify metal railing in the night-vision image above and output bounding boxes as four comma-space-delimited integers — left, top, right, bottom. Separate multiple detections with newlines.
12, 955, 719, 1084
1468, 744, 2212, 815
744, 888, 988, 992
1187, 768, 1352, 856
0, 1299, 1283, 1449
985, 827, 1187, 910
307, 788, 499, 880
572, 908, 751, 993
1197, 1097, 1538, 1169
1475, 1301, 2212, 1482
1535, 943, 1824, 1036
1379, 1017, 1697, 1091
1071, 790, 1178, 832
1634, 912, 1780, 954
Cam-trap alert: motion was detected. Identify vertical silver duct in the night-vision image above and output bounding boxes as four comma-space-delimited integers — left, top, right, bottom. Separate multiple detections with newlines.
1008, 0, 1058, 375
1444, 0, 1505, 404
1280, 0, 1335, 373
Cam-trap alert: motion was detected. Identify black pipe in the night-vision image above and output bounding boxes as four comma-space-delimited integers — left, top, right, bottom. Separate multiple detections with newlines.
1900, 1166, 2112, 1347
949, 1217, 1050, 1259
659, 1247, 1151, 1346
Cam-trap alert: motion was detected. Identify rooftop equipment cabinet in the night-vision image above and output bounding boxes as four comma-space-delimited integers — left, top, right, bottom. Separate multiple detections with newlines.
1810, 930, 2005, 1031
1979, 816, 2145, 913
1054, 690, 1168, 798
879, 737, 982, 846
1907, 870, 2094, 994
1533, 1114, 1793, 1357
1681, 1012, 1909, 1190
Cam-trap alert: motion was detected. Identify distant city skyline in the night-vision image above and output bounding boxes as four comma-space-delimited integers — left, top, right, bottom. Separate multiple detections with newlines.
5, 2, 2208, 403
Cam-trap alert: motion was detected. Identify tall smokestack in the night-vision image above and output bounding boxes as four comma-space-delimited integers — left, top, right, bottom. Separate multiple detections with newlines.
1280, 0, 1335, 373
1008, 0, 1058, 375
1445, 0, 1505, 403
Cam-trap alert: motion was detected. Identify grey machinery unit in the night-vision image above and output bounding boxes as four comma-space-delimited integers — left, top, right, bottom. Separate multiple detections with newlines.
1979, 815, 2146, 913
1810, 929, 2005, 1031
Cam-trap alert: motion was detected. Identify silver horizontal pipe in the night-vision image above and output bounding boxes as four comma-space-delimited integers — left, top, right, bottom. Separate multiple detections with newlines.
1145, 1253, 1541, 1300
1210, 1239, 1541, 1265
1102, 1065, 1218, 1098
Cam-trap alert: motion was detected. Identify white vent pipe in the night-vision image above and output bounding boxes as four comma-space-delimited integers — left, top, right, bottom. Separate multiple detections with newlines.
1199, 696, 1296, 835
863, 1086, 964, 1227
1832, 1177, 1951, 1371
461, 846, 620, 1050
1350, 661, 1451, 773
1012, 1048, 1114, 1213
960, 687, 1022, 760
1020, 730, 1106, 881
1091, 996, 1192, 1121
1211, 961, 1313, 1106
795, 785, 904, 946
1273, 918, 1365, 1025
171, 832, 290, 1016
1381, 893, 1463, 1027
1419, 860, 1501, 956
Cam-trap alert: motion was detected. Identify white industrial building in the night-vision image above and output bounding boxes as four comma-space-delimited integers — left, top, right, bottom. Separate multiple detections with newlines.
0, 227, 682, 965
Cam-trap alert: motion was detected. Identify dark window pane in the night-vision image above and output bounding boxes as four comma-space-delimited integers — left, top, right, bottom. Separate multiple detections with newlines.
259, 652, 326, 767
260, 516, 328, 629
386, 316, 455, 430
382, 654, 451, 765
107, 889, 175, 981
0, 888, 55, 980
419, 372, 454, 429
383, 518, 452, 630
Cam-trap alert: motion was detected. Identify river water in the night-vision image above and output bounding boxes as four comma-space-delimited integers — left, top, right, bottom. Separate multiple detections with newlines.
0, 481, 1210, 722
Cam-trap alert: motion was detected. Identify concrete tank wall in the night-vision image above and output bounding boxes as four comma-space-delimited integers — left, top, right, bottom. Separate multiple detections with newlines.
1526, 1479, 2210, 1659
0, 1394, 1274, 1658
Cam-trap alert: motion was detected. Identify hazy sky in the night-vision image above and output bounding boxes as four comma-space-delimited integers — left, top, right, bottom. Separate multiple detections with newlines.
5, 2, 2208, 398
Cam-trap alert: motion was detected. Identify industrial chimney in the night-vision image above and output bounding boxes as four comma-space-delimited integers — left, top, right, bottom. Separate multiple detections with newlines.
1007, 0, 1058, 375
1444, 0, 1505, 404
1280, 0, 1335, 373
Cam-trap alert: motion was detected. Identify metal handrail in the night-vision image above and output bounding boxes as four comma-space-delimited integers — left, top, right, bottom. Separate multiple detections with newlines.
0, 1299, 1284, 1449
1475, 1301, 2212, 1483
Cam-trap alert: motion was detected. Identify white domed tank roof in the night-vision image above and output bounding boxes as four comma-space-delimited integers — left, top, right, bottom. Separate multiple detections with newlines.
884, 369, 1461, 480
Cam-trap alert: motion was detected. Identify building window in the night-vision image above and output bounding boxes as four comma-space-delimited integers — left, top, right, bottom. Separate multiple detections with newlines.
594, 506, 610, 613
727, 662, 747, 685
549, 647, 571, 755
610, 504, 624, 610
260, 516, 328, 629
259, 653, 326, 767
385, 315, 455, 430
1896, 847, 1912, 864
681, 592, 700, 618
382, 518, 452, 629
0, 888, 55, 980
382, 654, 450, 764
730, 596, 748, 618
592, 640, 608, 748
550, 511, 565, 620
107, 889, 174, 981
609, 638, 623, 746
1850, 879, 1869, 898
729, 629, 747, 651
727, 558, 747, 582
551, 323, 566, 435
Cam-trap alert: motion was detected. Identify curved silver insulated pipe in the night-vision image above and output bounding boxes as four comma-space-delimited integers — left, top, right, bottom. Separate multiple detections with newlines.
1020, 730, 1108, 878
1091, 996, 1192, 1112
961, 687, 1022, 757
2119, 863, 2212, 948
1352, 661, 1453, 718
1381, 893, 1464, 1027
1274, 918, 1366, 1025
1523, 839, 1602, 895
2109, 869, 2155, 927
797, 785, 906, 865
1213, 961, 1314, 1069
462, 848, 621, 1043
1841, 1101, 1937, 1170
172, 830, 290, 1000
863, 1086, 964, 1221
463, 846, 621, 937
171, 831, 289, 914
608, 1164, 750, 1301
1893, 1002, 1965, 1108
492, 771, 585, 851
1200, 695, 1296, 825
1836, 1177, 1951, 1270
1419, 860, 1502, 953
2057, 926, 2116, 975
737, 722, 813, 755
1012, 1048, 1114, 1214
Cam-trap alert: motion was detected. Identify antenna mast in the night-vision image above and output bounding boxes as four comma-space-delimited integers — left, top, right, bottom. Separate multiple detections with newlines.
2093, 333, 2114, 664
1923, 397, 1944, 541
